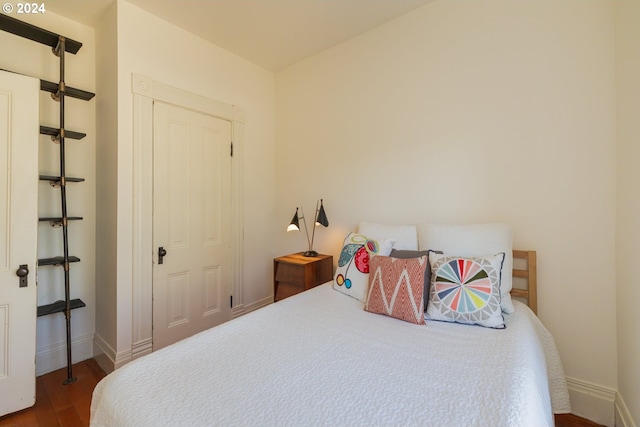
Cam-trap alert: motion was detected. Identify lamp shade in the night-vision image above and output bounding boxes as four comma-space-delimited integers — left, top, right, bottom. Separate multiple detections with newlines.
287, 208, 300, 232
315, 200, 329, 227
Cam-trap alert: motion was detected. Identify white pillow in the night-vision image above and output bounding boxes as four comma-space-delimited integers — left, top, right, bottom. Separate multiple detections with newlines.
418, 223, 514, 314
358, 222, 418, 250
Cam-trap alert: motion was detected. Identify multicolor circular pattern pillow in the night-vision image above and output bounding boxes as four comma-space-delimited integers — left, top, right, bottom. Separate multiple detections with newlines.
426, 251, 506, 329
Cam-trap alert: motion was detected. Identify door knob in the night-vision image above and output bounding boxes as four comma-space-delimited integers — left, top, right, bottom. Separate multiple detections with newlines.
158, 247, 167, 264
16, 264, 29, 287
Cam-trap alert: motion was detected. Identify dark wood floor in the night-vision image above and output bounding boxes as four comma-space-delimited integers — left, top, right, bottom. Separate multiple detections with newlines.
0, 358, 604, 427
0, 359, 106, 427
555, 413, 607, 427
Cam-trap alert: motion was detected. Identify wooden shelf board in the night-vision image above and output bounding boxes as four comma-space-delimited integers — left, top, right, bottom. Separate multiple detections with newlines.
40, 125, 86, 140
38, 256, 81, 266
0, 14, 82, 54
39, 175, 85, 183
40, 79, 95, 100
37, 299, 86, 317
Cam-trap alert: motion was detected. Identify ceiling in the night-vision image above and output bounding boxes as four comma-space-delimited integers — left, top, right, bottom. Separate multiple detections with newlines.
45, 0, 433, 71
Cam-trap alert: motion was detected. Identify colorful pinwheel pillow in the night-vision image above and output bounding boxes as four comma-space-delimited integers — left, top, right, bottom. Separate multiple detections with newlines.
333, 232, 394, 302
426, 251, 506, 329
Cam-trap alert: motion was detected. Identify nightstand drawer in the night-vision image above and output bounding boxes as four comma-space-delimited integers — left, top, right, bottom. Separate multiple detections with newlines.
274, 282, 303, 300
275, 263, 305, 284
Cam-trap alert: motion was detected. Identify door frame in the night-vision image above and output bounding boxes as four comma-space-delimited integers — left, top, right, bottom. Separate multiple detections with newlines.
130, 74, 244, 360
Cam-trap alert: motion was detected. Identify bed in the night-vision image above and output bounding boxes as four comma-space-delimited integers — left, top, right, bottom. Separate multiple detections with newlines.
90, 224, 571, 427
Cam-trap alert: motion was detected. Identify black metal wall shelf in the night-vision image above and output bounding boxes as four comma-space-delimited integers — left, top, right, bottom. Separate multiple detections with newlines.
0, 69, 95, 101
0, 14, 82, 53
37, 299, 86, 317
38, 256, 81, 267
39, 216, 83, 221
39, 217, 83, 227
39, 175, 85, 183
1, 14, 92, 385
40, 79, 95, 101
40, 125, 86, 140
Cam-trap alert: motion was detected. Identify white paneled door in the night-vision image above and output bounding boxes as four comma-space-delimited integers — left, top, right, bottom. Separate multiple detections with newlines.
0, 71, 39, 416
152, 101, 232, 350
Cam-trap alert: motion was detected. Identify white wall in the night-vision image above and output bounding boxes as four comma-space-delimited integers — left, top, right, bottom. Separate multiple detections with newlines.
94, 0, 119, 364
0, 13, 96, 375
117, 0, 277, 304
92, 0, 277, 365
276, 0, 618, 418
616, 0, 640, 424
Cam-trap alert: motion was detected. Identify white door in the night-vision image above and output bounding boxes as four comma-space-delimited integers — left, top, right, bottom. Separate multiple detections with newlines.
0, 71, 39, 416
152, 101, 232, 350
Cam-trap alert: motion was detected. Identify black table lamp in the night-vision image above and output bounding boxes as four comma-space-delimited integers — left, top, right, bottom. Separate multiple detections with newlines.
287, 199, 329, 257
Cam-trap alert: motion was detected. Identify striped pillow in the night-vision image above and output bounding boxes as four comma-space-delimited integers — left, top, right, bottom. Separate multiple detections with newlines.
365, 255, 427, 325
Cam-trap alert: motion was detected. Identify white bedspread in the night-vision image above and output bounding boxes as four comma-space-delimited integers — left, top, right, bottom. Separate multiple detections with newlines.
90, 283, 570, 427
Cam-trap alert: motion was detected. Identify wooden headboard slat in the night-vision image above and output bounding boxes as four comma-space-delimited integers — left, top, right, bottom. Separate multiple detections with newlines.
511, 250, 537, 315
512, 270, 529, 279
512, 249, 529, 258
510, 289, 528, 298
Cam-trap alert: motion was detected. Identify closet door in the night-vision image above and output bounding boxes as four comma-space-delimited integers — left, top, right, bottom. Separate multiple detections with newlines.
0, 71, 39, 416
152, 101, 232, 350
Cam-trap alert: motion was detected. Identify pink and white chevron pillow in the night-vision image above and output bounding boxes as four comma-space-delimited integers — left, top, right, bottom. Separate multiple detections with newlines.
365, 255, 427, 325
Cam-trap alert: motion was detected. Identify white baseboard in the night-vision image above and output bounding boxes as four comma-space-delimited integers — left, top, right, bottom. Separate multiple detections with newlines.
232, 296, 272, 318
616, 392, 637, 427
36, 332, 95, 376
93, 332, 132, 374
566, 377, 616, 427
131, 337, 153, 360
93, 332, 115, 373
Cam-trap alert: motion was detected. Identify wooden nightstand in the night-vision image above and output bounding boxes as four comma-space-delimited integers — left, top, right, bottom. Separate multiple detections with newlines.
273, 253, 333, 302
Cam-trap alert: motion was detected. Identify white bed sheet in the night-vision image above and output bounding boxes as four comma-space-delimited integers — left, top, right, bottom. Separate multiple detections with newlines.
90, 283, 570, 427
